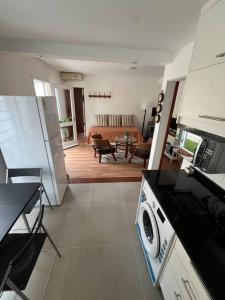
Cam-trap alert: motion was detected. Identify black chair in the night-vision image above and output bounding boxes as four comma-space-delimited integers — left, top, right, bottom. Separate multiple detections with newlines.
6, 168, 53, 232
0, 201, 61, 300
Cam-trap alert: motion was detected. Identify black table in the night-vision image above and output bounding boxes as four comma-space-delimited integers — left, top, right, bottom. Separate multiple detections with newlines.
0, 183, 40, 242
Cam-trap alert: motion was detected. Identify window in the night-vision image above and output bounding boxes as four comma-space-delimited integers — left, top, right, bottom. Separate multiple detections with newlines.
180, 131, 202, 153
33, 79, 52, 96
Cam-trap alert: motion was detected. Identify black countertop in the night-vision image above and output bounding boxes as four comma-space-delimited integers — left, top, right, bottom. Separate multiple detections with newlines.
143, 169, 225, 300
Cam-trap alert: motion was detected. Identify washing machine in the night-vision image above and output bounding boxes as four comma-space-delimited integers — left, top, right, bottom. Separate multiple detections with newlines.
136, 180, 175, 286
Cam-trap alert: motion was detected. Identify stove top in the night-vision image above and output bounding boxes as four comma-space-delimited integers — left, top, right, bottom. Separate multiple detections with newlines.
143, 169, 225, 300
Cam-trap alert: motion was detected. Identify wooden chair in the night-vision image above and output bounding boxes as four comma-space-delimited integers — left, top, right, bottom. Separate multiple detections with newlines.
93, 139, 117, 163
128, 138, 152, 168
91, 134, 103, 157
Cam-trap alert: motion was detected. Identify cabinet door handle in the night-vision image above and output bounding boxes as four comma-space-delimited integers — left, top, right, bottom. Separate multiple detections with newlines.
174, 291, 182, 299
199, 115, 225, 122
216, 51, 225, 58
181, 278, 197, 300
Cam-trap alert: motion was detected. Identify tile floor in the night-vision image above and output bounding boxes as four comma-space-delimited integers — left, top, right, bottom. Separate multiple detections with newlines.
1, 182, 163, 300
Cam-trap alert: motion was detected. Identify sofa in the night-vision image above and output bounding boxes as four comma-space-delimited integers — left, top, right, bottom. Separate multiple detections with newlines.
86, 114, 142, 144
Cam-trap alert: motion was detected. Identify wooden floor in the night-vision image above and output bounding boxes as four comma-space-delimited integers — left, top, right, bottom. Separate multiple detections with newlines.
64, 141, 180, 183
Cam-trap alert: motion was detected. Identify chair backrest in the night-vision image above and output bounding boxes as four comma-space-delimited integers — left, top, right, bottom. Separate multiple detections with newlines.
6, 168, 42, 184
91, 134, 103, 140
0, 149, 7, 183
0, 202, 45, 292
146, 138, 152, 145
93, 139, 111, 149
137, 142, 151, 153
10, 204, 44, 267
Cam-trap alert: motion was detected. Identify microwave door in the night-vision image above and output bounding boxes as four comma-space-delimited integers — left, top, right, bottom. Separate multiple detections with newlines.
193, 138, 205, 167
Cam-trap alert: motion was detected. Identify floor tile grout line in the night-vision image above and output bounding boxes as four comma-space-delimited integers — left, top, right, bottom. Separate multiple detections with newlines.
121, 184, 146, 300
41, 251, 57, 300
37, 183, 143, 300
121, 187, 139, 244
82, 183, 91, 247
3, 183, 141, 300
120, 184, 134, 244
132, 243, 148, 300
41, 184, 91, 300
42, 241, 141, 251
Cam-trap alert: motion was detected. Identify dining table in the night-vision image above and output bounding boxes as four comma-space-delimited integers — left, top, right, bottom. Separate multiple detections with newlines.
0, 182, 40, 243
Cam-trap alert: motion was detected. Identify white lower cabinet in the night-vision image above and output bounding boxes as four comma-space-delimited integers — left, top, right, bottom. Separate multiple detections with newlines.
159, 237, 211, 300
160, 259, 185, 300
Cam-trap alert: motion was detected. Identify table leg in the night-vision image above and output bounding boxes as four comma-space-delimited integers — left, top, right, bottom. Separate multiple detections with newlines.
125, 143, 128, 158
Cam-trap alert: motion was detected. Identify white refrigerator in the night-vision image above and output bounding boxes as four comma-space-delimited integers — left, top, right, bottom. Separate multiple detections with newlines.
0, 96, 67, 205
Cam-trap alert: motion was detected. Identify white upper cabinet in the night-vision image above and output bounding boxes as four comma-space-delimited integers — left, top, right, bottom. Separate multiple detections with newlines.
191, 0, 225, 71
179, 62, 225, 122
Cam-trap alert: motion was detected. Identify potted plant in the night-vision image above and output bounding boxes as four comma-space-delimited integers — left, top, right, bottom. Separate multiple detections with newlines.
59, 117, 71, 142
124, 131, 129, 140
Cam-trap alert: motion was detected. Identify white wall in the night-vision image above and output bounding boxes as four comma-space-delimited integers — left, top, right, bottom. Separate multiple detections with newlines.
173, 79, 185, 118
74, 73, 163, 133
149, 43, 194, 169
0, 53, 62, 96
161, 42, 194, 90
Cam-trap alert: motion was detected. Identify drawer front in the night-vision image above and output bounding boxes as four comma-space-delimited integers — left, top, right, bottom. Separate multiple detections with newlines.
174, 239, 211, 300
170, 248, 200, 300
160, 261, 185, 300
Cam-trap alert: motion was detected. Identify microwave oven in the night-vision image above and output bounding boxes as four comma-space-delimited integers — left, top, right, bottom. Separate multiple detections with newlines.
180, 128, 225, 174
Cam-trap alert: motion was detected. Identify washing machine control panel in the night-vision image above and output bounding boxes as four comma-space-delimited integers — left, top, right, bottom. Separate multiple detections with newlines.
158, 239, 168, 263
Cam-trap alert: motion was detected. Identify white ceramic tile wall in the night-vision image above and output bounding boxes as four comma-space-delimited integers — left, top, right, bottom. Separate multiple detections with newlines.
181, 158, 225, 190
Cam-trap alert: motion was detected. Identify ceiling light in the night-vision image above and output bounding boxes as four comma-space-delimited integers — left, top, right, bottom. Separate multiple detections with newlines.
129, 66, 138, 70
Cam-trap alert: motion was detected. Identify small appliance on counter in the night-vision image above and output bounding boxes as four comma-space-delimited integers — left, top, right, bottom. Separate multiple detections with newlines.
137, 168, 225, 300
177, 127, 225, 174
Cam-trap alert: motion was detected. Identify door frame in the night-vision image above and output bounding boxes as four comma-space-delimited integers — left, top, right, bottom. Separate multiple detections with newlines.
73, 87, 86, 135
158, 81, 179, 169
148, 77, 186, 170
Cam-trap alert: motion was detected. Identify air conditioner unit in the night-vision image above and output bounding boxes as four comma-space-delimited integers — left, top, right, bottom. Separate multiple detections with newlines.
60, 72, 84, 82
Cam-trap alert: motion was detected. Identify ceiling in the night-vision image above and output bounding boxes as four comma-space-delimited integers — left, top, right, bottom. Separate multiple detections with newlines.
41, 58, 164, 77
0, 0, 208, 54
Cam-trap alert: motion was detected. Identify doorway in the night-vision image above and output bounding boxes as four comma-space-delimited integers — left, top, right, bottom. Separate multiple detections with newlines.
74, 87, 85, 141
55, 86, 78, 149
159, 79, 186, 170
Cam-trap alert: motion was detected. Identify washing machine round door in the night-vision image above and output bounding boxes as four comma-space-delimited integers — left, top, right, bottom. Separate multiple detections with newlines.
139, 202, 160, 258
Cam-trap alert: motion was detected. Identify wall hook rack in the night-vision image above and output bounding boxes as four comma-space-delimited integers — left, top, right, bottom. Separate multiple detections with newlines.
88, 92, 111, 99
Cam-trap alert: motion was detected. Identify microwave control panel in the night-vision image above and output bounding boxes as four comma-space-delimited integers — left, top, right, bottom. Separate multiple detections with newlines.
201, 140, 216, 171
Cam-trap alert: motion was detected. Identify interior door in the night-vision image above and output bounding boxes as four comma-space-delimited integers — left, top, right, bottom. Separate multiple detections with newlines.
74, 87, 85, 133
55, 86, 78, 149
